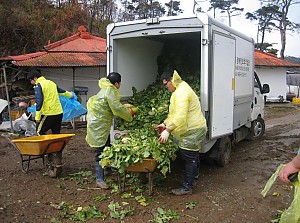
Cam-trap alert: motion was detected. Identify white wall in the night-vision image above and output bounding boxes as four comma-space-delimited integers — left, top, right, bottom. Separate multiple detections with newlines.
40, 66, 107, 107
115, 38, 163, 97
255, 67, 287, 98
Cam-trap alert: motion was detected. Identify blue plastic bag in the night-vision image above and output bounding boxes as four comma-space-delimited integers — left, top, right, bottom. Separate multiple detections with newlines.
27, 92, 87, 121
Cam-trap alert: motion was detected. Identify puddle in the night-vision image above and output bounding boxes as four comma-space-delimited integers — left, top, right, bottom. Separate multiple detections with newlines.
276, 138, 299, 147
278, 129, 300, 137
265, 138, 299, 147
265, 124, 276, 129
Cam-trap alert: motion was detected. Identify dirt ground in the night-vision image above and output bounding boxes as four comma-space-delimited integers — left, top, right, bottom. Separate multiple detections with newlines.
1, 103, 300, 223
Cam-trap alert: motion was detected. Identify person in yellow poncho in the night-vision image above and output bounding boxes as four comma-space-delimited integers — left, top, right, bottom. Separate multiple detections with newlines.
156, 70, 207, 196
279, 149, 300, 183
278, 149, 300, 223
86, 72, 136, 189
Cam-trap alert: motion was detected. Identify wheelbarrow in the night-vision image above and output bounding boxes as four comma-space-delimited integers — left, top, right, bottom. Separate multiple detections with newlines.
118, 158, 157, 195
9, 134, 75, 178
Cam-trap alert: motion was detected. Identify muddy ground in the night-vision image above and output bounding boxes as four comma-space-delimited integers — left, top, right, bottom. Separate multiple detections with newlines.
0, 103, 300, 223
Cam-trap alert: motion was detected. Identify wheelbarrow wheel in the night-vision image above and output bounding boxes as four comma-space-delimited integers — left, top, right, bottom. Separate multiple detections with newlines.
46, 152, 63, 178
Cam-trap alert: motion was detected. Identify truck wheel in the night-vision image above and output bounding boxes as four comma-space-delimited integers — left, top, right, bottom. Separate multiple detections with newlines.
215, 136, 231, 167
46, 152, 62, 178
246, 117, 265, 141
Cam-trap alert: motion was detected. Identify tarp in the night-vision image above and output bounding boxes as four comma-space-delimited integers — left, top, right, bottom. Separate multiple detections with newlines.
27, 92, 87, 122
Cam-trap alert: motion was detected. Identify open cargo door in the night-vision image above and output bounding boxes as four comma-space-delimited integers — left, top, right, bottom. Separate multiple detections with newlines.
210, 32, 235, 139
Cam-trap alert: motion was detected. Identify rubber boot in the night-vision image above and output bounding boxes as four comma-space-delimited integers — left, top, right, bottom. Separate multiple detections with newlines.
95, 161, 108, 189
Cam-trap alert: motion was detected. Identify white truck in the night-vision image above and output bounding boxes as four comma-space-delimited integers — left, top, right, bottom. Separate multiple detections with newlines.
107, 13, 269, 166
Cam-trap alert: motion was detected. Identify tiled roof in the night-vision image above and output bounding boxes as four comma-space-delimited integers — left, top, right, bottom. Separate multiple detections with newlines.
255, 49, 300, 67
13, 52, 106, 67
0, 26, 106, 67
0, 52, 47, 61
44, 32, 106, 53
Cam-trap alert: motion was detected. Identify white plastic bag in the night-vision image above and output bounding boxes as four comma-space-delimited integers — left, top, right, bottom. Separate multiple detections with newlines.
13, 115, 36, 136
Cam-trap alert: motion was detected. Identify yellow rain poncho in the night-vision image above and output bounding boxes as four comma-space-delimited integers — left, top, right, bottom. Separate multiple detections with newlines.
164, 71, 207, 151
261, 165, 300, 223
86, 78, 133, 147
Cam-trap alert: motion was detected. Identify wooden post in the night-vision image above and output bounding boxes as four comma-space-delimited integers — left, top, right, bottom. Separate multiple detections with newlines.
72, 67, 76, 130
2, 65, 14, 132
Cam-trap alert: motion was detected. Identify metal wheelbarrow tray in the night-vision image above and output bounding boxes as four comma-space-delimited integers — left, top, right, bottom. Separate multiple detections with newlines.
126, 158, 157, 172
119, 158, 158, 195
11, 134, 75, 177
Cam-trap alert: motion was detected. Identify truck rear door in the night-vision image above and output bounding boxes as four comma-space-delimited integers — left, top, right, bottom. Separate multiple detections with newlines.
210, 32, 235, 139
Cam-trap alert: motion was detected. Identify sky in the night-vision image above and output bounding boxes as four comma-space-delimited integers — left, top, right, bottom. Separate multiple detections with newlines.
160, 0, 300, 57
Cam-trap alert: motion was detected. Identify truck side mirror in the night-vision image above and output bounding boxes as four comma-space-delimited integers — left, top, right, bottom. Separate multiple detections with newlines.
262, 84, 270, 94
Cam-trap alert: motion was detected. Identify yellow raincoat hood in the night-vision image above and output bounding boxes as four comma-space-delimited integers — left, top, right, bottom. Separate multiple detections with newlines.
164, 71, 207, 151
170, 70, 182, 89
86, 78, 133, 147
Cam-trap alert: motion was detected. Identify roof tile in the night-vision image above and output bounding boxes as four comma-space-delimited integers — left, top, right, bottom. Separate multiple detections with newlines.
12, 52, 106, 67
0, 26, 107, 67
255, 49, 300, 67
44, 32, 106, 53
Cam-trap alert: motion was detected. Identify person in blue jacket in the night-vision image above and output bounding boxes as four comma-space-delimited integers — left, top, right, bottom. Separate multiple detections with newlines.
28, 70, 73, 135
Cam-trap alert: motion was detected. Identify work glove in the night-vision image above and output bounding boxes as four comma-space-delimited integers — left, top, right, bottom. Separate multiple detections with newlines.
156, 123, 165, 128
158, 130, 170, 144
156, 123, 166, 133
129, 107, 138, 116
123, 103, 132, 108
124, 103, 138, 115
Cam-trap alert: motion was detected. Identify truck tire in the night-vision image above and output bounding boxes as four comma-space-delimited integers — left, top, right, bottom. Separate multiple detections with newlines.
215, 136, 231, 167
246, 117, 265, 141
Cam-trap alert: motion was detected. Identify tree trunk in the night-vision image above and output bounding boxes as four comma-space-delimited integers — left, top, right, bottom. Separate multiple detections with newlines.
227, 10, 231, 27
280, 26, 286, 59
278, 0, 292, 59
260, 35, 264, 51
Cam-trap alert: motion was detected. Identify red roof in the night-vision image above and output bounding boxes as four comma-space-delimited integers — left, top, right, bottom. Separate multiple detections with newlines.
13, 52, 106, 67
1, 52, 47, 61
254, 49, 299, 67
0, 26, 106, 67
44, 32, 106, 53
